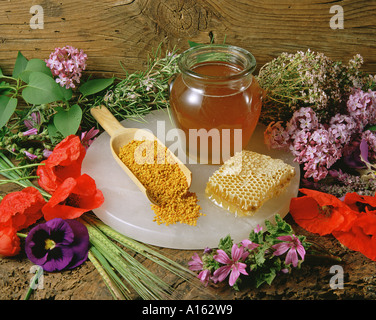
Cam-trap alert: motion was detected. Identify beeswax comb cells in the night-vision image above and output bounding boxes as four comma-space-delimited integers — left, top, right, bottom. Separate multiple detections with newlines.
205, 150, 296, 217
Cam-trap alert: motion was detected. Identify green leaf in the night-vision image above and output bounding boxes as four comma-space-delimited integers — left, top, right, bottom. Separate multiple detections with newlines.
79, 78, 115, 97
19, 59, 53, 83
368, 125, 376, 132
53, 104, 82, 137
12, 51, 28, 78
22, 72, 64, 104
0, 68, 3, 78
0, 81, 13, 96
218, 235, 233, 252
0, 96, 17, 128
47, 122, 62, 144
58, 86, 73, 101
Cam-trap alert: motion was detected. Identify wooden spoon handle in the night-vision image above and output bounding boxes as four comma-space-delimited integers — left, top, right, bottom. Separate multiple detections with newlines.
90, 105, 124, 137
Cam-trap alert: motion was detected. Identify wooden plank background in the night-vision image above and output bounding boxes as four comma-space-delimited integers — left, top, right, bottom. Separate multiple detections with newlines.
0, 0, 375, 78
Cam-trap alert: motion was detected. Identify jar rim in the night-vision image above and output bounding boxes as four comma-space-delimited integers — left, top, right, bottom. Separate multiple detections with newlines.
178, 44, 256, 81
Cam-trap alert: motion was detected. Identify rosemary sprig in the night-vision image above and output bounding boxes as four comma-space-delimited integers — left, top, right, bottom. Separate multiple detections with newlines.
81, 45, 179, 130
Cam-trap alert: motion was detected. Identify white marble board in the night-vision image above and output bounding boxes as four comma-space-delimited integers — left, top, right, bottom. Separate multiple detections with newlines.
82, 109, 300, 250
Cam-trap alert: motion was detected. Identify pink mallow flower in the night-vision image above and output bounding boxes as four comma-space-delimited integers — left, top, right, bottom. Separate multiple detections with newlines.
188, 252, 203, 271
212, 244, 249, 287
188, 253, 211, 286
241, 239, 259, 251
46, 46, 87, 89
272, 235, 306, 267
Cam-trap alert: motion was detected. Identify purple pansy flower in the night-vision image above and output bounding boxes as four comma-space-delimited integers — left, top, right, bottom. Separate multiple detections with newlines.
25, 218, 89, 272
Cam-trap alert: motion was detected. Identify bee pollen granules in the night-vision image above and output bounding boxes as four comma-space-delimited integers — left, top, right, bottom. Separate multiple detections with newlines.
118, 139, 203, 226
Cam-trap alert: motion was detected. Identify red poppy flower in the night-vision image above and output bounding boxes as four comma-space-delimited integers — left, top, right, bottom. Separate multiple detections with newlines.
42, 174, 104, 221
333, 211, 376, 261
37, 135, 86, 193
289, 188, 358, 236
0, 226, 20, 257
0, 187, 46, 231
343, 192, 376, 213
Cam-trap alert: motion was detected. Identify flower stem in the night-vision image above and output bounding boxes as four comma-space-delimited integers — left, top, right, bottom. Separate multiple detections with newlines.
17, 232, 27, 239
306, 241, 342, 263
23, 268, 42, 300
0, 162, 45, 173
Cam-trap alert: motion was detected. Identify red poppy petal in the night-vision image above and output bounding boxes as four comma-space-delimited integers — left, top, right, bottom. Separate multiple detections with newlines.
38, 135, 85, 194
43, 203, 88, 221
37, 162, 59, 194
42, 174, 104, 221
0, 227, 20, 257
344, 192, 376, 212
333, 212, 376, 261
47, 135, 85, 167
290, 190, 358, 235
45, 177, 77, 208
71, 174, 97, 196
299, 188, 346, 208
0, 187, 45, 231
290, 196, 343, 235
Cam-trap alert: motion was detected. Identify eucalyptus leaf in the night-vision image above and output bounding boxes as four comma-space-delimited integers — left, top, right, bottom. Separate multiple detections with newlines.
79, 78, 115, 97
59, 86, 73, 101
0, 96, 17, 128
53, 104, 82, 137
12, 51, 28, 78
19, 59, 53, 83
22, 72, 64, 104
0, 81, 13, 96
47, 122, 62, 144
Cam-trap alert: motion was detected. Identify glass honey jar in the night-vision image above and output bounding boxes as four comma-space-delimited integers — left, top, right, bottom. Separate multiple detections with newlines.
169, 44, 262, 164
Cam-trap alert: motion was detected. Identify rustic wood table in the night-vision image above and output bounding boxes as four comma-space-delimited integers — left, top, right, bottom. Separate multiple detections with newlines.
1, 0, 376, 302
1, 181, 376, 301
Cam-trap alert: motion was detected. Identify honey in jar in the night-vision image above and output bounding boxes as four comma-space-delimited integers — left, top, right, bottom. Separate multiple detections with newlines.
169, 44, 262, 164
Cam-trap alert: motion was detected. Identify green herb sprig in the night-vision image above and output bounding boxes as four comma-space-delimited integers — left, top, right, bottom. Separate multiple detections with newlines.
82, 44, 180, 129
257, 50, 376, 125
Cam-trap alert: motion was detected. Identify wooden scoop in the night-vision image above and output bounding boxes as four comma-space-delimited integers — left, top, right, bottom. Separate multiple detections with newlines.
90, 105, 192, 206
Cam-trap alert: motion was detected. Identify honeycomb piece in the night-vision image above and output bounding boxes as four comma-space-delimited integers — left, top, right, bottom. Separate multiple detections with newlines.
205, 150, 295, 217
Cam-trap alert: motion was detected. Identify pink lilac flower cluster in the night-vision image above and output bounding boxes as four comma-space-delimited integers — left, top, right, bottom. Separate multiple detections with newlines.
46, 46, 87, 89
188, 225, 305, 288
361, 130, 376, 162
265, 88, 376, 181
